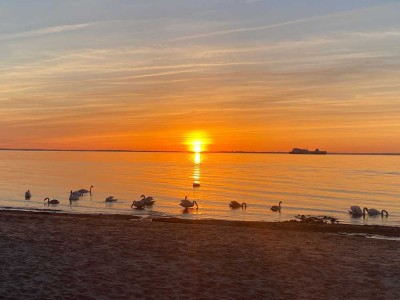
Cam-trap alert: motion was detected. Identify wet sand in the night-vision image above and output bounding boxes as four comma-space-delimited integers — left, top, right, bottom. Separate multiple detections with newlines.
1, 211, 399, 299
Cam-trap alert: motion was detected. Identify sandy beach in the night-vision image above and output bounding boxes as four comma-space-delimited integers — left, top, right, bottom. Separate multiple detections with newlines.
1, 211, 399, 299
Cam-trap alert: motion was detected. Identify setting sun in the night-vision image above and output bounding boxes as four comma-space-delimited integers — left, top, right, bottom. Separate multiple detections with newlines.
192, 141, 202, 153
184, 131, 212, 153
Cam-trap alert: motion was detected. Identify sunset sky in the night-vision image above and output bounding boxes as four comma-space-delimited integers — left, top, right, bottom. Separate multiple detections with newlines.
1, 0, 400, 152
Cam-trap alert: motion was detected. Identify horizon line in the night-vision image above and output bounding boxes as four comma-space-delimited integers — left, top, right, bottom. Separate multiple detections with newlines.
0, 148, 399, 156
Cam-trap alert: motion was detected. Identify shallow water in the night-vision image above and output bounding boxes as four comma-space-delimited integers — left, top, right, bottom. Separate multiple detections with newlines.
0, 151, 399, 226
337, 233, 400, 241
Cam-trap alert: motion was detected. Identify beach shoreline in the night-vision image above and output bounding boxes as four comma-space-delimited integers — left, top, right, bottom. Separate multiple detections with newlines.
1, 210, 399, 299
1, 209, 399, 236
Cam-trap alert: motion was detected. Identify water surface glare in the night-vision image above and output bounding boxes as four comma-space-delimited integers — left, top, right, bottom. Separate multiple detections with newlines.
0, 151, 399, 226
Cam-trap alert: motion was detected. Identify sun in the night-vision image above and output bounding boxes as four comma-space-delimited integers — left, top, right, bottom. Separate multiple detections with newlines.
192, 141, 203, 153
184, 131, 211, 153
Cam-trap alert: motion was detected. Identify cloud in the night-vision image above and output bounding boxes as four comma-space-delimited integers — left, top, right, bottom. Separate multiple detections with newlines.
1, 1, 400, 151
350, 30, 400, 39
169, 12, 346, 42
0, 23, 93, 42
170, 2, 400, 43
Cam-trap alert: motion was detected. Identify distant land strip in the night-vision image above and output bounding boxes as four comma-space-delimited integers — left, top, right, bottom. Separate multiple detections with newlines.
0, 148, 399, 156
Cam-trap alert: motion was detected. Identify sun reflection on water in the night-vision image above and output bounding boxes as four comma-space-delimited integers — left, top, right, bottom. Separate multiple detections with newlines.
194, 153, 201, 164
193, 153, 201, 185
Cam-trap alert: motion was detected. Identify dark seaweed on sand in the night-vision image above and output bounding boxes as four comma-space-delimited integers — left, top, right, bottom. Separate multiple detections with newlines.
291, 215, 339, 224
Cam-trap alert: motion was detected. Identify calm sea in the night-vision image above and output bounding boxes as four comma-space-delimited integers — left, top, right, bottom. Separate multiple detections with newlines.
0, 150, 399, 227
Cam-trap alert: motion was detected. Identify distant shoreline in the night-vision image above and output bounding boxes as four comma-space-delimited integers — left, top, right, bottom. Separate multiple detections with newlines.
0, 148, 399, 156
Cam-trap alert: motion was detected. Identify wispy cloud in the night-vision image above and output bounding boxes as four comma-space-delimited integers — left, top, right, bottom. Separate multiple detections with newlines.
350, 29, 400, 39
170, 13, 343, 42
0, 23, 93, 42
170, 2, 400, 43
1, 1, 400, 151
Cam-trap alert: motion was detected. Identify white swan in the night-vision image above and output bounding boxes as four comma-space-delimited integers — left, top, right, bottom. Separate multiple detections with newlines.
271, 201, 282, 212
78, 186, 93, 195
44, 198, 59, 205
69, 191, 80, 201
179, 196, 198, 209
131, 199, 145, 209
105, 196, 117, 202
25, 190, 31, 199
229, 201, 247, 209
72, 190, 83, 197
348, 206, 364, 216
141, 194, 155, 205
364, 207, 389, 216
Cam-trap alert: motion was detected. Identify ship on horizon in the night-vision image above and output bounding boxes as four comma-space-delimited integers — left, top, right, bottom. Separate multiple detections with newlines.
289, 148, 327, 155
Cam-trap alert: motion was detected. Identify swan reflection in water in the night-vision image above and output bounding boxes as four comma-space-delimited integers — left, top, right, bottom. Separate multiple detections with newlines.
182, 207, 200, 215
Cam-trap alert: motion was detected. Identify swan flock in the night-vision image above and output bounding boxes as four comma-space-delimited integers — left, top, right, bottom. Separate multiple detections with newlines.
22, 188, 391, 219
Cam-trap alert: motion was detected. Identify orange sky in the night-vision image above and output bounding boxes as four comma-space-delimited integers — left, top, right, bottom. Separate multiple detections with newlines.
1, 1, 400, 153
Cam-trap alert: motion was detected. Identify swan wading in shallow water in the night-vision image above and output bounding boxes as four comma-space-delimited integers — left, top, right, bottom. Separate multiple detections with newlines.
229, 201, 247, 209
179, 196, 198, 209
271, 201, 282, 212
69, 191, 80, 201
131, 199, 145, 209
25, 190, 31, 199
141, 195, 155, 205
72, 190, 83, 197
364, 207, 389, 217
44, 198, 59, 205
348, 206, 364, 216
78, 186, 93, 195
105, 196, 117, 202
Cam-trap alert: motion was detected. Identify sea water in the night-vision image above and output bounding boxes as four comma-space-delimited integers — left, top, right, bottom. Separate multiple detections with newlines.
0, 150, 399, 226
